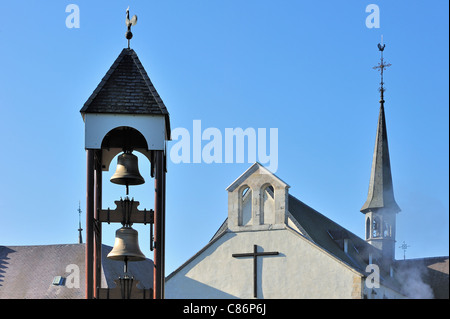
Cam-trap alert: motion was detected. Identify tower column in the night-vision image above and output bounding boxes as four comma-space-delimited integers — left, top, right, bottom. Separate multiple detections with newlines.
85, 149, 95, 299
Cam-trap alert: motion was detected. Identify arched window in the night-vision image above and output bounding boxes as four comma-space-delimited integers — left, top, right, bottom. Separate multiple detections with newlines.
239, 186, 252, 226
372, 217, 381, 238
366, 217, 371, 239
383, 222, 391, 237
261, 185, 275, 225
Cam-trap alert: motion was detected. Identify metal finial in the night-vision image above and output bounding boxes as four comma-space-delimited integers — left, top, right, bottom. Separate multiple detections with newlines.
399, 241, 410, 260
377, 35, 385, 51
372, 36, 391, 103
78, 201, 83, 244
125, 7, 138, 49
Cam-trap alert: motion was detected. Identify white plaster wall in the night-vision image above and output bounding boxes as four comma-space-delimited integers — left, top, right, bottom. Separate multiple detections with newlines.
165, 228, 362, 299
84, 113, 166, 150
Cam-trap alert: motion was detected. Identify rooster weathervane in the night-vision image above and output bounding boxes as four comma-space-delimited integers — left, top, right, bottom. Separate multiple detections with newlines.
125, 6, 138, 49
373, 35, 391, 104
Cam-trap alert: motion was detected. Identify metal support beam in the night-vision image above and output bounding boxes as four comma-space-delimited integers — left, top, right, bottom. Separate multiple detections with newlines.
161, 152, 166, 298
153, 150, 165, 299
85, 150, 95, 299
93, 150, 102, 299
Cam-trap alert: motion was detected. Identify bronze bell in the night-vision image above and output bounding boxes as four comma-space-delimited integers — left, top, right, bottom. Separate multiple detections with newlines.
107, 226, 146, 262
110, 151, 145, 194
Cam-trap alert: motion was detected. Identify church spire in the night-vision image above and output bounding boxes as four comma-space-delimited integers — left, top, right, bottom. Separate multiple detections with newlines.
361, 39, 400, 214
361, 40, 400, 263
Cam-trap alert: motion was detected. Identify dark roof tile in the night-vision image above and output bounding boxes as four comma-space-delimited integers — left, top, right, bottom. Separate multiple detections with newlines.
80, 48, 169, 117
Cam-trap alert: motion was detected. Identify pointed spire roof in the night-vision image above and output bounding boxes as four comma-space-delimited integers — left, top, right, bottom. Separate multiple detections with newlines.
361, 41, 400, 214
80, 48, 169, 116
80, 47, 170, 138
360, 103, 400, 214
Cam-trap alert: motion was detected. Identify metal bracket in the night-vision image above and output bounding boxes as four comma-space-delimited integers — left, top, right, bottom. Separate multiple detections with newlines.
99, 198, 153, 225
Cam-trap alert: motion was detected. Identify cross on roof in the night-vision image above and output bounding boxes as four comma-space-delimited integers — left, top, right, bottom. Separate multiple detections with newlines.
372, 37, 391, 102
399, 241, 410, 260
232, 245, 280, 298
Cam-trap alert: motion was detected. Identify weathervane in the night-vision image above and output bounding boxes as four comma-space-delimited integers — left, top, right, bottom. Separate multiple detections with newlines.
372, 35, 391, 104
399, 241, 410, 260
125, 6, 138, 49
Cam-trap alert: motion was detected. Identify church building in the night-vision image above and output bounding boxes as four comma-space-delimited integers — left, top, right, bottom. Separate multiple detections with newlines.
165, 148, 448, 299
164, 45, 449, 299
165, 163, 403, 298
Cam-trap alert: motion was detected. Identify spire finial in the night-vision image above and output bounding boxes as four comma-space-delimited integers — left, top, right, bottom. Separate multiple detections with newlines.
125, 7, 138, 49
78, 201, 83, 244
373, 35, 391, 104
399, 241, 410, 260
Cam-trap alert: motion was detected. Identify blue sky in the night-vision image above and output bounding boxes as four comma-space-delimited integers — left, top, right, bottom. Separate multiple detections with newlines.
0, 1, 448, 275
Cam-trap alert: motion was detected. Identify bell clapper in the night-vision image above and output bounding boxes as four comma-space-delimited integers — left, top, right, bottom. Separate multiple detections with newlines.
123, 256, 129, 275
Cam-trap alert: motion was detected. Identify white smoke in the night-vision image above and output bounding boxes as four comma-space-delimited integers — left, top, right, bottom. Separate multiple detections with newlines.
396, 262, 434, 299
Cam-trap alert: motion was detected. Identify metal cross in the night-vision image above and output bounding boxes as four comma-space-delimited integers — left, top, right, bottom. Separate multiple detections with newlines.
373, 37, 391, 102
232, 245, 280, 298
399, 241, 410, 260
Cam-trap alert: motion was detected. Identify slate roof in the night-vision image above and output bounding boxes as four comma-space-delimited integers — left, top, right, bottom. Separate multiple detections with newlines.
80, 48, 171, 138
0, 244, 153, 299
80, 48, 169, 116
361, 104, 400, 213
287, 195, 373, 274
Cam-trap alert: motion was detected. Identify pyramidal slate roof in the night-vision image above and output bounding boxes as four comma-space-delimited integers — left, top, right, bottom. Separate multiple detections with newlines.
80, 48, 169, 118
360, 104, 400, 213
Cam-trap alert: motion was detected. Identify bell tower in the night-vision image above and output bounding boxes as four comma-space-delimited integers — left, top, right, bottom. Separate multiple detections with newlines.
80, 8, 170, 299
361, 41, 400, 264
226, 163, 290, 232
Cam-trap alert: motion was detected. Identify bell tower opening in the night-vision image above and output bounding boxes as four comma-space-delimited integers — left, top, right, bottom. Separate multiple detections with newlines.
239, 186, 252, 226
372, 216, 381, 238
227, 163, 289, 232
366, 217, 371, 240
261, 184, 275, 225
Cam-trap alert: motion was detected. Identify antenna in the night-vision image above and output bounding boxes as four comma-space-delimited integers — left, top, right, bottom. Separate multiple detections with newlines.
373, 35, 391, 104
78, 201, 83, 244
